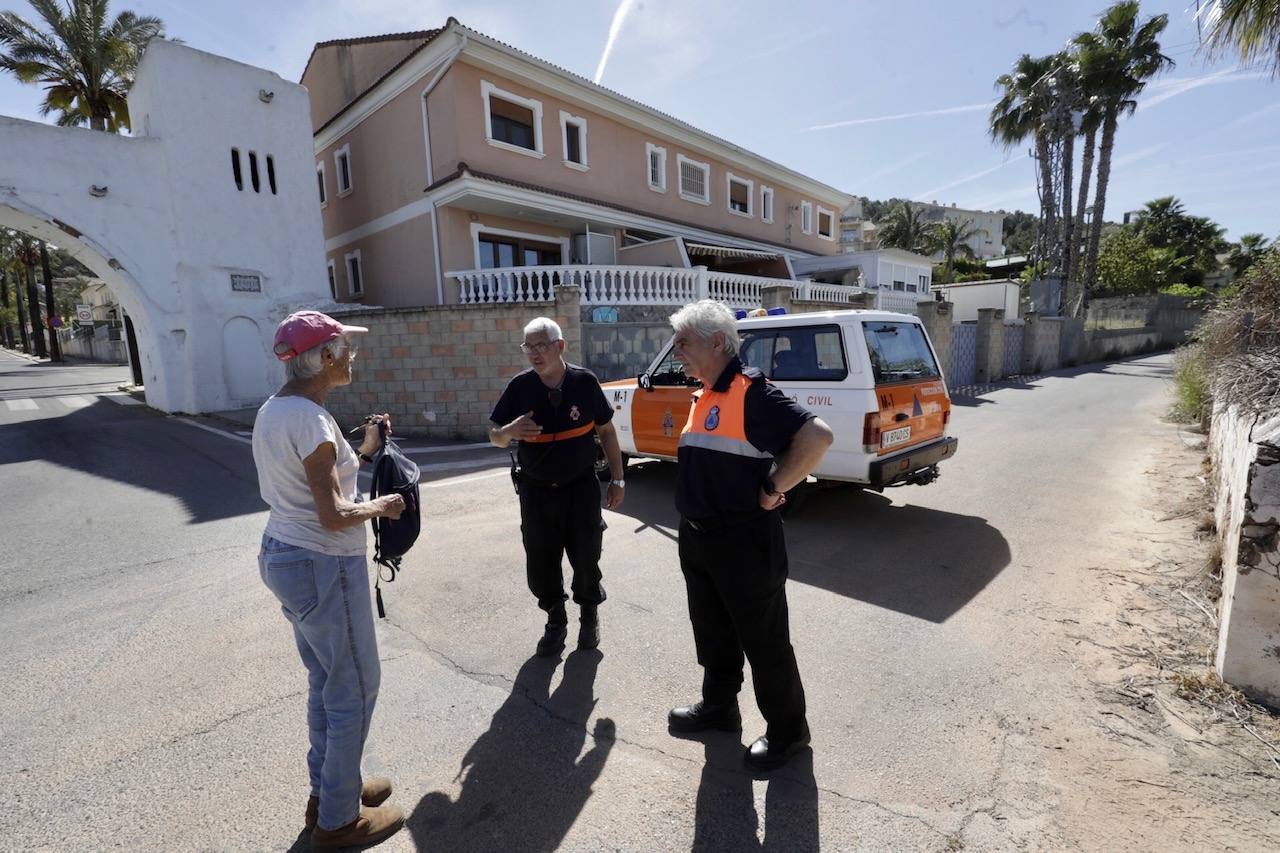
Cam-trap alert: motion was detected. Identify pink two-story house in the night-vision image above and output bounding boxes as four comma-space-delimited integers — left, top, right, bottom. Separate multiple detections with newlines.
301, 18, 854, 310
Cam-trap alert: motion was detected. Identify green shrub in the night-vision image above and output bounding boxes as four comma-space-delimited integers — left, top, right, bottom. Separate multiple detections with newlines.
1170, 343, 1210, 424
1159, 283, 1209, 298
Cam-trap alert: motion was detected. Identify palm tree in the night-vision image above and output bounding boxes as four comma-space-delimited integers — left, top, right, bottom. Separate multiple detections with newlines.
929, 218, 981, 284
0, 0, 164, 132
1228, 233, 1272, 275
876, 202, 933, 253
1, 231, 32, 353
15, 234, 48, 358
1075, 1, 1174, 308
1202, 0, 1280, 75
990, 53, 1061, 264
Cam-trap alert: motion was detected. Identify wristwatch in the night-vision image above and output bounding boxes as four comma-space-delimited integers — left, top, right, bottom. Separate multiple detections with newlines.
610, 479, 626, 488
358, 451, 375, 464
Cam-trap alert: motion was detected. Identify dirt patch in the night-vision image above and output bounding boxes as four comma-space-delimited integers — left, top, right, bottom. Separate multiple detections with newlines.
1050, 422, 1280, 848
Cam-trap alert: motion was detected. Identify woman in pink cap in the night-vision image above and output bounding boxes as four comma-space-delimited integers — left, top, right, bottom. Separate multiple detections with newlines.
250, 310, 405, 849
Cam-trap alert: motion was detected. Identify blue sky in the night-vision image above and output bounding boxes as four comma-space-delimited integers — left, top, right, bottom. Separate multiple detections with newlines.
2, 0, 1277, 240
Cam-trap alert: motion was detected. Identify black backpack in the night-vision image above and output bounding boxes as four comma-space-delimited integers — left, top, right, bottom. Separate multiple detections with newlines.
368, 434, 421, 618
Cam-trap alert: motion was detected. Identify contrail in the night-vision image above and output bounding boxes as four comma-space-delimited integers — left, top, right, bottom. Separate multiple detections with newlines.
594, 0, 638, 84
806, 102, 993, 131
1136, 67, 1265, 111
913, 153, 1027, 201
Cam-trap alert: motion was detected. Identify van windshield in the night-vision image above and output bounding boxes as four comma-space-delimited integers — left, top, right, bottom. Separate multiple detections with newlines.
862, 322, 940, 384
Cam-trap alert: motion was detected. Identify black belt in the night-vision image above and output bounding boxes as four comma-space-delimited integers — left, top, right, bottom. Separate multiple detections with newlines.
682, 510, 767, 534
522, 471, 596, 489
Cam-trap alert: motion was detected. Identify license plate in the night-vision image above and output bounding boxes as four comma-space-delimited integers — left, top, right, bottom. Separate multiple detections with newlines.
881, 426, 911, 448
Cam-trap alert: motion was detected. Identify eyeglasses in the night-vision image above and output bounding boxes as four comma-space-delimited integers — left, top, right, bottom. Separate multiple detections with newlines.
520, 340, 554, 354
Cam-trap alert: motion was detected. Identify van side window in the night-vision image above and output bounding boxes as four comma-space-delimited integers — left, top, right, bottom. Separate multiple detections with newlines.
651, 345, 700, 387
861, 322, 940, 384
740, 325, 848, 381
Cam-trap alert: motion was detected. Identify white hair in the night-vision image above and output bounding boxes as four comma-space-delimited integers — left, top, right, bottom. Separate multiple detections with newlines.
523, 317, 563, 342
669, 300, 739, 356
284, 337, 349, 381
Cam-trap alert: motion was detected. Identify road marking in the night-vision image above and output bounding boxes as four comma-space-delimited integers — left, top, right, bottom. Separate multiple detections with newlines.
424, 469, 510, 488
56, 395, 93, 409
5, 398, 38, 411
172, 417, 252, 445
103, 393, 144, 406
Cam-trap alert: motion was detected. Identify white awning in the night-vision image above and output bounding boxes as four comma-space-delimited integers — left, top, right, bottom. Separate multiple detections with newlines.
684, 241, 782, 261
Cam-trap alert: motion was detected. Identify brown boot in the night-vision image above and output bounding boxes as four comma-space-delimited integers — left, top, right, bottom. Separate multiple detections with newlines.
310, 804, 404, 850
304, 777, 394, 829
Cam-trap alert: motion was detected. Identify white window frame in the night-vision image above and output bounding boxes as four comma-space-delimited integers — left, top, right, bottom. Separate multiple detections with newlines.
558, 110, 588, 171
726, 172, 753, 218
816, 205, 835, 241
677, 153, 711, 206
469, 222, 572, 270
918, 274, 930, 292
316, 162, 327, 207
800, 200, 813, 235
326, 258, 337, 298
334, 144, 352, 196
344, 249, 364, 297
760, 186, 774, 224
645, 142, 667, 193
481, 80, 545, 159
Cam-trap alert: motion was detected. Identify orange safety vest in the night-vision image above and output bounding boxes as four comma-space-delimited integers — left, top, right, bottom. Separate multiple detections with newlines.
679, 373, 773, 461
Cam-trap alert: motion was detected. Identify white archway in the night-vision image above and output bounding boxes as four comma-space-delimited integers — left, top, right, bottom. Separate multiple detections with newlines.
0, 39, 332, 412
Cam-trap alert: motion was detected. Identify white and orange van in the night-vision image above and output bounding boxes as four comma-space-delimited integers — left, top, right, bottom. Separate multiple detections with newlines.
600, 309, 957, 489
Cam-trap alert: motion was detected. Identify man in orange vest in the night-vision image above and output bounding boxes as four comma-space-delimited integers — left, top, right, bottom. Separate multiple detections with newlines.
665, 300, 833, 771
490, 317, 626, 656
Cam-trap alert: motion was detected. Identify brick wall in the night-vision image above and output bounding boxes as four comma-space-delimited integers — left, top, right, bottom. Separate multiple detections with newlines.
326, 287, 582, 439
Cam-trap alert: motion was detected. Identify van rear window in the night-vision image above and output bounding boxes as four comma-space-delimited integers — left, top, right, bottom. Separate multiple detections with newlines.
862, 322, 940, 384
740, 324, 848, 382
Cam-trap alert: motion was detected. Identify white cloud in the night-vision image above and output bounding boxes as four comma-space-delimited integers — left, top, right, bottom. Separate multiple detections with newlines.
593, 0, 639, 84
807, 102, 993, 131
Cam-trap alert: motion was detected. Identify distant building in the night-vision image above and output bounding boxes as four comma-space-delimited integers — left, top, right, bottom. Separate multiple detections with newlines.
916, 201, 1005, 259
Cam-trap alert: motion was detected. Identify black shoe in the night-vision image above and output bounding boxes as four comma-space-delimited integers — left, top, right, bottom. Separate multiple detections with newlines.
578, 607, 599, 649
744, 724, 811, 771
536, 606, 568, 657
667, 701, 742, 734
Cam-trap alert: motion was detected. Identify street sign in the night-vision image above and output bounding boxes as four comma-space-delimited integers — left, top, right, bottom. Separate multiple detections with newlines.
75, 304, 93, 324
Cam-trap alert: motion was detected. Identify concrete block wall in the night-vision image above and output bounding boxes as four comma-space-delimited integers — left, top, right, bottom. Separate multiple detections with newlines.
324, 286, 582, 439
1021, 314, 1062, 374
974, 308, 1005, 383
916, 301, 954, 381
1211, 406, 1280, 708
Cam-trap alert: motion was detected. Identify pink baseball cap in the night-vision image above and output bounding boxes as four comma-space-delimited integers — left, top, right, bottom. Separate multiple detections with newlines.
273, 310, 369, 361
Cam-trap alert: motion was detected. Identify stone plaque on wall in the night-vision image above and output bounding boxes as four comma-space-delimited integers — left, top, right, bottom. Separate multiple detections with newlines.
231, 273, 261, 292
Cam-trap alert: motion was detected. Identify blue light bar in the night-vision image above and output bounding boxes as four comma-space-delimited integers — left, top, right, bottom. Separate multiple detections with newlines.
734, 309, 748, 320
767, 306, 787, 315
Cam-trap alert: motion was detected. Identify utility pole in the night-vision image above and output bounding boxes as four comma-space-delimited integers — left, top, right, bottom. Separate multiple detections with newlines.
39, 242, 63, 362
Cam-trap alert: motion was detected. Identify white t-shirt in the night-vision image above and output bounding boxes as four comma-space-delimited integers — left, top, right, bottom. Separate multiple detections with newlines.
252, 395, 367, 556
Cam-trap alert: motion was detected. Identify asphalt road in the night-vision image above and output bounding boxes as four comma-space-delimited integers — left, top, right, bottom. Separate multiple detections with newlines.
0, 348, 1198, 851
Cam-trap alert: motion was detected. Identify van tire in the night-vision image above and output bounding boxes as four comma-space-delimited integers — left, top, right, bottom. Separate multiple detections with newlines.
596, 447, 628, 482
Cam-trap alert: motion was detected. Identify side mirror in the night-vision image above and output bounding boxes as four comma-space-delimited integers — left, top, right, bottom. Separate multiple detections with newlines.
638, 372, 653, 391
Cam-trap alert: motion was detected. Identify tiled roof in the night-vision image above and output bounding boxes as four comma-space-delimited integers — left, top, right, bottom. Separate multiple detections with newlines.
426, 164, 811, 256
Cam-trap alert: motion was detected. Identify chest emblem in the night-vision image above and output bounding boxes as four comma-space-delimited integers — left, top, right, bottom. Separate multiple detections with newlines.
569, 404, 581, 422
704, 405, 721, 431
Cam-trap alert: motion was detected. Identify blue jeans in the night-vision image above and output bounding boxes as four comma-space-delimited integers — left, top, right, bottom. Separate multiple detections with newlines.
258, 535, 381, 831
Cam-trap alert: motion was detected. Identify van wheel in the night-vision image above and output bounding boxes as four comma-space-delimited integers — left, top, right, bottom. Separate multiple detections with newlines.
596, 448, 627, 481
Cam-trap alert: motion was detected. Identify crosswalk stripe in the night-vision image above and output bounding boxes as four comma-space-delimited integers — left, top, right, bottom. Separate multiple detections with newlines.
56, 395, 93, 409
103, 394, 144, 407
4, 398, 38, 411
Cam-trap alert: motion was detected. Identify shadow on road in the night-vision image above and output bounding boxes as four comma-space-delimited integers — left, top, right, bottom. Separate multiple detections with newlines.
612, 463, 1010, 623
950, 351, 1174, 407
687, 733, 819, 851
407, 650, 613, 852
0, 398, 265, 524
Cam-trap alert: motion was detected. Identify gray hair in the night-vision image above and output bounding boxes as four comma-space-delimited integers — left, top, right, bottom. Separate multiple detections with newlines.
284, 337, 349, 381
669, 300, 739, 356
523, 316, 563, 342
